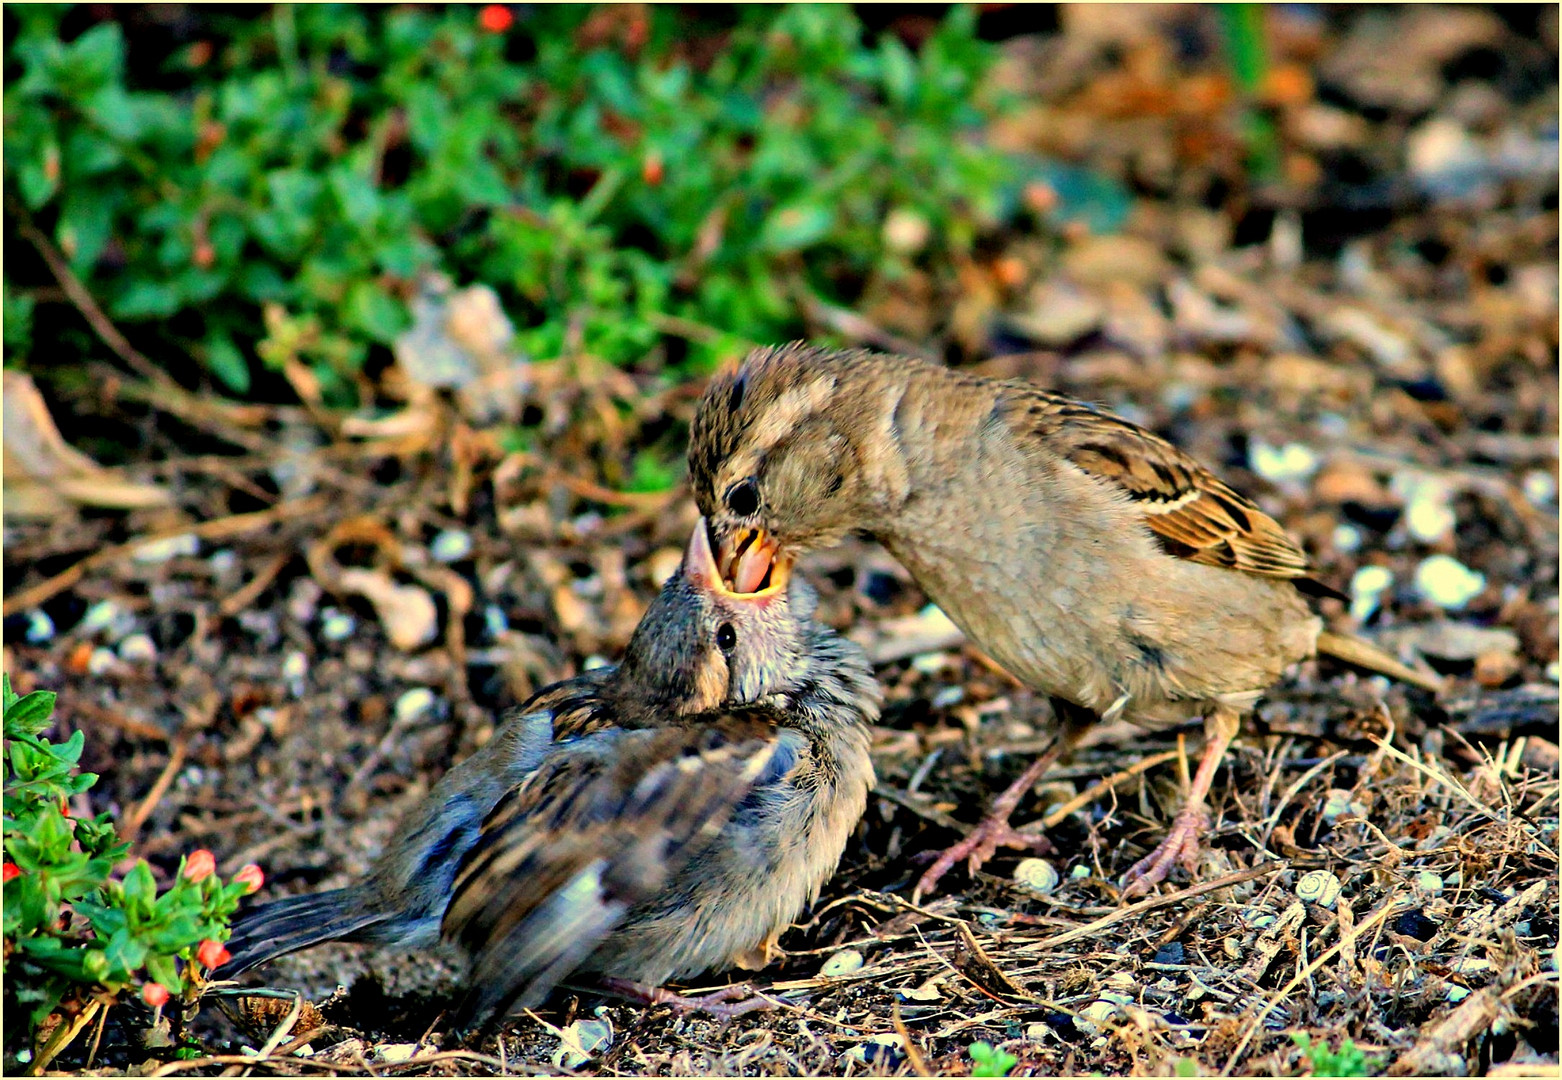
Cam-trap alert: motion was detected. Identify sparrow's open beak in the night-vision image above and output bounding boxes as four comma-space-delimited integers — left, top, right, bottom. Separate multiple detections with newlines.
686, 518, 791, 598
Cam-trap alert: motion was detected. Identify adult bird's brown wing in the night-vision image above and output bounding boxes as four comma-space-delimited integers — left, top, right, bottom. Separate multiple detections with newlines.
996, 388, 1315, 580
441, 715, 782, 1032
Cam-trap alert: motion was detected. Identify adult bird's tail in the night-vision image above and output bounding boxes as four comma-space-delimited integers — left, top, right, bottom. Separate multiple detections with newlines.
218, 886, 389, 977
1316, 630, 1445, 694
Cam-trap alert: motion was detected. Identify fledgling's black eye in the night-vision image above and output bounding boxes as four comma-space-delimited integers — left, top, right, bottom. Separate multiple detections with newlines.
716, 623, 737, 655
725, 478, 760, 518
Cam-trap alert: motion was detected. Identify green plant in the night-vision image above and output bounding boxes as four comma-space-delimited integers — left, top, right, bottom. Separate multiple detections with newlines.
1291, 1033, 1382, 1078
2, 675, 262, 1071
969, 1040, 1018, 1077
4, 5, 1015, 399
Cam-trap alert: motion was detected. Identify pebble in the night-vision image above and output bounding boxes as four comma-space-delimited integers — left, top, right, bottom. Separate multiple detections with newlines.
1404, 490, 1457, 543
118, 634, 157, 664
87, 647, 118, 676
820, 949, 865, 978
883, 208, 931, 254
429, 529, 473, 563
1295, 869, 1342, 909
1449, 957, 1493, 975
373, 1045, 419, 1065
1350, 565, 1395, 621
81, 599, 127, 636
1070, 863, 1091, 880
208, 548, 240, 580
583, 654, 611, 671
320, 609, 356, 642
1416, 871, 1445, 896
1320, 788, 1367, 823
132, 532, 200, 564
1013, 858, 1059, 896
1407, 118, 1487, 201
282, 650, 308, 690
1332, 523, 1363, 554
1414, 555, 1486, 610
484, 604, 508, 639
1076, 1000, 1119, 1036
24, 610, 54, 644
931, 686, 964, 710
1249, 440, 1320, 484
1522, 470, 1556, 507
1446, 985, 1471, 1003
394, 688, 438, 725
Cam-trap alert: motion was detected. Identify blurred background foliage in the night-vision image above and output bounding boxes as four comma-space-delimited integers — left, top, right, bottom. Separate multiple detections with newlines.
4, 4, 1024, 403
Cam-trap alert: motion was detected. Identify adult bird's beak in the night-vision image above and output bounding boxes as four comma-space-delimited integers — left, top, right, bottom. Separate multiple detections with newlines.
686, 518, 791, 598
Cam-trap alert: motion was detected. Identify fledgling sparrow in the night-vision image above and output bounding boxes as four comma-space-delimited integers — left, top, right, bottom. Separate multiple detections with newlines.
222, 520, 879, 1034
687, 343, 1441, 899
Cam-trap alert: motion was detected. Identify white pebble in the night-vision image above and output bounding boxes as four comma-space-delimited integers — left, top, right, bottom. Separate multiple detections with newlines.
911, 652, 948, 674
1332, 523, 1363, 554
1295, 869, 1342, 909
373, 1044, 419, 1064
1414, 555, 1486, 610
484, 604, 508, 638
820, 949, 865, 977
1350, 565, 1395, 621
1250, 440, 1320, 484
81, 599, 123, 635
132, 532, 200, 564
1320, 788, 1363, 823
1405, 492, 1457, 543
282, 651, 309, 682
1070, 863, 1091, 880
583, 654, 610, 671
208, 548, 240, 578
1447, 985, 1470, 1003
931, 686, 964, 709
1522, 470, 1555, 507
430, 529, 473, 563
87, 647, 118, 675
1077, 1000, 1119, 1036
1449, 957, 1492, 975
1416, 872, 1445, 896
24, 610, 55, 644
394, 688, 438, 725
320, 609, 356, 642
118, 634, 157, 664
1013, 858, 1060, 896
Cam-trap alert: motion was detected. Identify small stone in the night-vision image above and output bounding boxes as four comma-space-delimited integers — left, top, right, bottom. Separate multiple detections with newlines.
931, 686, 965, 709
1414, 555, 1486, 610
320, 609, 356, 642
81, 600, 124, 635
1250, 440, 1320, 484
1447, 985, 1470, 1003
87, 647, 118, 676
1474, 649, 1521, 687
1350, 565, 1395, 621
1522, 470, 1556, 507
1070, 863, 1091, 880
1014, 858, 1059, 896
583, 654, 611, 671
1449, 957, 1492, 975
132, 533, 200, 564
1405, 491, 1457, 543
374, 1045, 419, 1065
208, 548, 240, 581
394, 688, 438, 725
24, 610, 54, 644
883, 208, 931, 254
1077, 1000, 1119, 1036
484, 604, 508, 638
429, 529, 473, 563
118, 634, 157, 664
1332, 523, 1363, 553
1320, 788, 1367, 823
820, 949, 865, 978
1295, 869, 1342, 909
1416, 872, 1445, 896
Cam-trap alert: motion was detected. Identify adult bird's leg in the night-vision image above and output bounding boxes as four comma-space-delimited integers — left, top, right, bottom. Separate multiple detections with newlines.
1120, 704, 1241, 898
913, 698, 1096, 903
596, 977, 778, 1018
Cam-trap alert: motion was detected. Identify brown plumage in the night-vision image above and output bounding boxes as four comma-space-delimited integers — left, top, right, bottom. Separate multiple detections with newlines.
224, 520, 879, 1034
688, 342, 1440, 898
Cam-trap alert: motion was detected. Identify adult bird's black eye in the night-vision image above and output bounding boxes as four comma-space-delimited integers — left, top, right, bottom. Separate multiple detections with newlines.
725, 478, 759, 518
716, 623, 737, 655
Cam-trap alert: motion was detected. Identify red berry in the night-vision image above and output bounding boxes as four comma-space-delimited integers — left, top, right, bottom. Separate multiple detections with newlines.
142, 982, 169, 1008
479, 4, 513, 33
183, 850, 216, 883
3, 863, 21, 882
196, 939, 231, 970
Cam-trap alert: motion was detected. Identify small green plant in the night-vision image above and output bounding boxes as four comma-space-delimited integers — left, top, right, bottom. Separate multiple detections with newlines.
5, 5, 1015, 397
1291, 1032, 1382, 1078
969, 1040, 1018, 1077
1173, 1058, 1202, 1077
2, 674, 263, 1071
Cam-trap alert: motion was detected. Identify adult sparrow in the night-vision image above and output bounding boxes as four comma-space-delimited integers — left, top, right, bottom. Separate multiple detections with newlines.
222, 520, 879, 1034
687, 343, 1441, 900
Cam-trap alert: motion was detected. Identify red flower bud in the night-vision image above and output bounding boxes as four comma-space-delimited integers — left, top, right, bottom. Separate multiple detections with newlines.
234, 864, 264, 894
183, 850, 216, 883
642, 152, 664, 186
142, 982, 169, 1008
196, 938, 231, 970
3, 863, 21, 882
479, 4, 513, 33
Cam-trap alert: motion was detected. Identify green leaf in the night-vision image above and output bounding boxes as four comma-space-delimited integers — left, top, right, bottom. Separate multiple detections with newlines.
344, 281, 409, 344
969, 1041, 1017, 1078
4, 689, 56, 735
111, 280, 181, 320
204, 334, 251, 395
759, 201, 834, 253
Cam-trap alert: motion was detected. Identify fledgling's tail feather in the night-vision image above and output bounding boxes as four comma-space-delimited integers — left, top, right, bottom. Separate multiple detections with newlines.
218, 887, 387, 977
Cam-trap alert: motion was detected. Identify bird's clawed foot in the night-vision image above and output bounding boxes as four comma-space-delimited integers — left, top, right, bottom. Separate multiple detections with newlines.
597, 977, 778, 1017
913, 813, 1053, 904
1119, 803, 1209, 899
